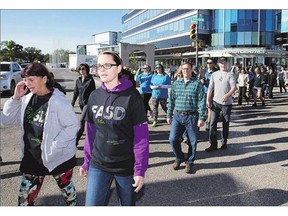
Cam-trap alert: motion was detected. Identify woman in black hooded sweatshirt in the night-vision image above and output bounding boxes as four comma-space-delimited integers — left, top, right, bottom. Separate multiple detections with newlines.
71, 63, 96, 146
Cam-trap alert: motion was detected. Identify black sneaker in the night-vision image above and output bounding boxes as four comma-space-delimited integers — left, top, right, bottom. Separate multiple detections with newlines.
252, 103, 257, 107
220, 144, 227, 149
262, 101, 265, 106
205, 145, 217, 152
185, 163, 193, 174
172, 161, 181, 170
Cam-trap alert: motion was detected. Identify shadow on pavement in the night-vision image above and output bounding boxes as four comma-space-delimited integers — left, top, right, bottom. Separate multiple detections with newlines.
35, 173, 288, 206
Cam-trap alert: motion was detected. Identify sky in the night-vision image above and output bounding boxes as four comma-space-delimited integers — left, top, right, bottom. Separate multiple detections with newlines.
0, 1, 280, 55
1, 9, 124, 54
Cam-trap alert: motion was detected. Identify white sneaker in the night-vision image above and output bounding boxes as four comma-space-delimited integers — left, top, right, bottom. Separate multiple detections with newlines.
147, 110, 153, 118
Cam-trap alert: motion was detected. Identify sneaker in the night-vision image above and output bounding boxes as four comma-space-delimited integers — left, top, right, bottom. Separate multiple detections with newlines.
185, 163, 193, 174
172, 161, 181, 170
262, 101, 265, 106
252, 103, 257, 107
147, 110, 153, 118
151, 121, 157, 127
0, 156, 2, 164
205, 145, 217, 152
182, 137, 188, 144
220, 144, 227, 149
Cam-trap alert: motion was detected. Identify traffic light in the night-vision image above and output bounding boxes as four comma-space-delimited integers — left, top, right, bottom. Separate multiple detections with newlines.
190, 24, 197, 40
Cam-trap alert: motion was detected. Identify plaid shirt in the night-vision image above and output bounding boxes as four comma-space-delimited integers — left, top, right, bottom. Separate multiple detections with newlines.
167, 77, 206, 120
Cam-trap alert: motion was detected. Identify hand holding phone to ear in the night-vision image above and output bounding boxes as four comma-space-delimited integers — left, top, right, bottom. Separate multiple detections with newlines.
12, 81, 28, 100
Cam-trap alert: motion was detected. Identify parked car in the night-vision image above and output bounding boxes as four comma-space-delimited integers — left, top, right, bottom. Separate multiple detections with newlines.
20, 62, 31, 69
0, 61, 23, 96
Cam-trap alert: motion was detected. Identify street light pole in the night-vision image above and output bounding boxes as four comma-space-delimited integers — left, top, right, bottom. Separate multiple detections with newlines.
195, 31, 198, 68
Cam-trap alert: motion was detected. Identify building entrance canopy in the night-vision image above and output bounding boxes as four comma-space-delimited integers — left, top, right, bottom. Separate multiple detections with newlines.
183, 47, 288, 58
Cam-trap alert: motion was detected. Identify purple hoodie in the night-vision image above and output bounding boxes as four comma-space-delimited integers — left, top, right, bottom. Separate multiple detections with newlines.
81, 77, 149, 177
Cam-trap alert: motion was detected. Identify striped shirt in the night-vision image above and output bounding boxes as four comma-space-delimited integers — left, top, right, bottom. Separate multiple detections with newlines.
167, 77, 206, 120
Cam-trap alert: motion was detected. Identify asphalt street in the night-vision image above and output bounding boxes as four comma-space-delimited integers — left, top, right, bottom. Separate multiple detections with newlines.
1, 68, 288, 209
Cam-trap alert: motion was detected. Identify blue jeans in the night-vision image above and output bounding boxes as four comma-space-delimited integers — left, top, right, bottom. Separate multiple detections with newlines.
209, 101, 232, 146
85, 165, 136, 206
169, 112, 199, 164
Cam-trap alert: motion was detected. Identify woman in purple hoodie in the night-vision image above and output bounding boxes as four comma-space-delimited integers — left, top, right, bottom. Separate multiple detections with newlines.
79, 51, 149, 206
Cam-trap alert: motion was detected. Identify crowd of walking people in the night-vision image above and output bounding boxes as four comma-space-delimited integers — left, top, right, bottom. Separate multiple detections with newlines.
1, 52, 287, 206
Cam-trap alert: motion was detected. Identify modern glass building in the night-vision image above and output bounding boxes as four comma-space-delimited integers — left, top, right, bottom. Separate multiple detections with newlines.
120, 9, 288, 69
121, 9, 211, 67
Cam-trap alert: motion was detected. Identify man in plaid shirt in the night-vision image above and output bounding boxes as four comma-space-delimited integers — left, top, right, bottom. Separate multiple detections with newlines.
167, 62, 206, 174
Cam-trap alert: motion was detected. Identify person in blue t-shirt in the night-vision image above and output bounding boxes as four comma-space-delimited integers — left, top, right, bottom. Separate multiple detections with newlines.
135, 64, 154, 118
150, 64, 171, 127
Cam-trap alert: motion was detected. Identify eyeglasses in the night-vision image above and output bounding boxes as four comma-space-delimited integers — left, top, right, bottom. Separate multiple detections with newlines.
79, 67, 86, 70
96, 63, 118, 70
143, 67, 148, 69
207, 62, 213, 64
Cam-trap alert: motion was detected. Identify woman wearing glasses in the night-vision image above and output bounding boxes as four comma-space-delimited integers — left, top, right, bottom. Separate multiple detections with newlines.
71, 63, 96, 146
79, 51, 149, 206
135, 64, 154, 118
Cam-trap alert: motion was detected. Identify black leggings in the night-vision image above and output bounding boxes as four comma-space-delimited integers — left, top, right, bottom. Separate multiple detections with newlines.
141, 93, 152, 113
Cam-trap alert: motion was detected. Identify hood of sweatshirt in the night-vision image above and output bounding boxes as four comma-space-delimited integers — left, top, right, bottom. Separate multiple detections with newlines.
101, 77, 133, 93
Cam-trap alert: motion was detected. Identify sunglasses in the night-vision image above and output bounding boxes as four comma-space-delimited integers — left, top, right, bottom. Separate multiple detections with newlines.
207, 62, 213, 64
143, 67, 148, 69
155, 66, 162, 69
79, 67, 86, 70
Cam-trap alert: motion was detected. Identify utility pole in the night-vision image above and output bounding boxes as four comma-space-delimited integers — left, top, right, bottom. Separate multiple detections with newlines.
195, 33, 198, 68
190, 16, 204, 68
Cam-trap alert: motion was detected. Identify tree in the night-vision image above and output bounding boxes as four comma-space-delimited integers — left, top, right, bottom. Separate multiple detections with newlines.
0, 40, 23, 61
23, 47, 44, 63
51, 49, 75, 66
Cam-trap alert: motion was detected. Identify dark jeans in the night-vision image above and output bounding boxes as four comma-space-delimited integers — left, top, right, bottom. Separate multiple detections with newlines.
279, 80, 287, 93
238, 86, 249, 105
209, 101, 232, 147
169, 112, 199, 164
76, 105, 87, 145
268, 86, 274, 99
141, 93, 152, 113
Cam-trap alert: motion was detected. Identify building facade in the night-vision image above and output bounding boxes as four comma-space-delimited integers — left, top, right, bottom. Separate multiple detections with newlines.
121, 9, 288, 69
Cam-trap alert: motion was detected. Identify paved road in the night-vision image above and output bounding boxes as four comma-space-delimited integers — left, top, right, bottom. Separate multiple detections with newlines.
1, 68, 288, 207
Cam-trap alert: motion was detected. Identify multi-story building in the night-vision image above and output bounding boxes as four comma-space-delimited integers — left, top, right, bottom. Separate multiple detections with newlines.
69, 31, 121, 70
77, 31, 121, 55
121, 9, 288, 69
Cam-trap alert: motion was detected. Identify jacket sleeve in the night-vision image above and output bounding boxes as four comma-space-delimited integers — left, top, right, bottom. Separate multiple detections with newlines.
81, 121, 96, 171
1, 97, 22, 126
197, 82, 207, 121
52, 100, 80, 148
133, 123, 149, 177
71, 80, 79, 106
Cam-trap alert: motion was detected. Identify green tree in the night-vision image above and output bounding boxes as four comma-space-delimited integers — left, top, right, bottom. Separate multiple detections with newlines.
0, 40, 23, 61
23, 47, 44, 63
43, 54, 50, 63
